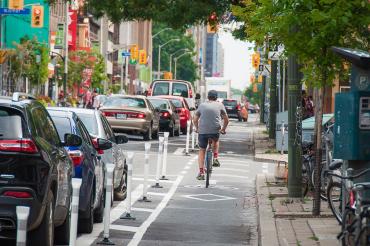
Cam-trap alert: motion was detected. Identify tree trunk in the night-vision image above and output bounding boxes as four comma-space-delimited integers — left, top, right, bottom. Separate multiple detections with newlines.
312, 87, 324, 216
269, 60, 277, 139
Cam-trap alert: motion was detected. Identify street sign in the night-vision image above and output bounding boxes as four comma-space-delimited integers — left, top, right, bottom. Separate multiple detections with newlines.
0, 7, 30, 15
268, 44, 285, 60
122, 51, 130, 57
54, 23, 65, 49
258, 64, 264, 72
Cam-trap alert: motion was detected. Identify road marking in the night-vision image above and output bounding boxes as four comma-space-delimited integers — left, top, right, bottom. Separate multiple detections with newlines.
147, 192, 166, 196
131, 207, 155, 213
217, 167, 250, 173
110, 224, 139, 232
182, 193, 236, 202
133, 177, 175, 184
210, 180, 217, 185
128, 174, 184, 246
184, 166, 191, 170
174, 148, 185, 155
181, 170, 187, 175
212, 174, 251, 180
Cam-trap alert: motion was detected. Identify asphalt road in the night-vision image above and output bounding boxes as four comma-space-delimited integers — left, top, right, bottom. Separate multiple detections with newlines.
75, 114, 274, 245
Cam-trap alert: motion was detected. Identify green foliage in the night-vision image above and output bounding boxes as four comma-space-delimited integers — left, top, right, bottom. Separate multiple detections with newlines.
9, 37, 50, 88
85, 0, 231, 28
232, 0, 370, 88
244, 83, 261, 105
91, 51, 108, 91
152, 22, 198, 83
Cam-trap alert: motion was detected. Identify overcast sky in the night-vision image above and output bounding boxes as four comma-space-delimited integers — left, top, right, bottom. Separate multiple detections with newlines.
218, 26, 254, 91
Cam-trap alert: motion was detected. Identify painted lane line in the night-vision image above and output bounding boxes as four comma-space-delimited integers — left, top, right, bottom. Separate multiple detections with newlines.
76, 184, 143, 245
181, 170, 187, 175
131, 207, 155, 213
217, 168, 250, 173
212, 174, 251, 179
218, 163, 250, 168
147, 192, 167, 197
184, 166, 191, 170
209, 180, 217, 185
110, 224, 139, 233
128, 174, 184, 246
133, 177, 175, 184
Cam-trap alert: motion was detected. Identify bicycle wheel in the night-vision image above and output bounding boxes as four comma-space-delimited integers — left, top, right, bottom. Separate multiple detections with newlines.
341, 208, 356, 246
311, 166, 328, 201
327, 180, 342, 224
302, 173, 309, 198
205, 150, 212, 188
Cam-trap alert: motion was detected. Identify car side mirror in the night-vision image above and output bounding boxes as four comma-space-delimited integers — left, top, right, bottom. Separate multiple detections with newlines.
97, 138, 113, 150
195, 93, 201, 100
64, 134, 82, 147
115, 135, 129, 144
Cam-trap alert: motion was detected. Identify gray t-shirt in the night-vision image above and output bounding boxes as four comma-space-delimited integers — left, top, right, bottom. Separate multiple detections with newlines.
195, 101, 227, 134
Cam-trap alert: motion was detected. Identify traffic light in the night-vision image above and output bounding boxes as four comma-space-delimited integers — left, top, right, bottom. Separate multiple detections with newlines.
253, 83, 258, 93
9, 0, 24, 9
207, 12, 218, 33
31, 6, 44, 28
252, 53, 260, 68
130, 44, 139, 60
139, 50, 147, 65
207, 24, 218, 33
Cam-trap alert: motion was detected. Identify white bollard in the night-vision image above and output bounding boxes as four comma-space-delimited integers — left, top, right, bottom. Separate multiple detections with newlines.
185, 120, 191, 155
191, 125, 195, 151
160, 132, 169, 180
139, 143, 152, 202
121, 152, 136, 220
16, 206, 30, 246
97, 163, 115, 245
70, 178, 82, 246
152, 137, 164, 188
281, 120, 285, 155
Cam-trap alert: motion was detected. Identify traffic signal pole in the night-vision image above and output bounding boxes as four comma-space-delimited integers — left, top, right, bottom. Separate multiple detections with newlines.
269, 60, 277, 139
260, 76, 266, 124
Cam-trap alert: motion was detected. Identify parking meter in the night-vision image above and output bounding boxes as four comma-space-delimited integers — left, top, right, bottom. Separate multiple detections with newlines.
332, 47, 370, 185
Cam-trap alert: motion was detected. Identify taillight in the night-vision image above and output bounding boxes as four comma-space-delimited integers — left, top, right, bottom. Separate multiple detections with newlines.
0, 139, 38, 153
3, 191, 32, 198
92, 138, 104, 155
102, 111, 115, 117
137, 113, 146, 119
160, 112, 170, 118
68, 150, 84, 167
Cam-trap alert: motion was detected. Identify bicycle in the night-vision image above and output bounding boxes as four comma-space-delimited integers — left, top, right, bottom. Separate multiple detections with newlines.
204, 139, 213, 188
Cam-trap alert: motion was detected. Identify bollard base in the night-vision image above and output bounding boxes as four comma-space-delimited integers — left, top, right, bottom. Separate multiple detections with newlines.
97, 237, 115, 245
138, 196, 152, 202
151, 183, 163, 188
120, 213, 136, 220
184, 152, 190, 156
160, 176, 169, 180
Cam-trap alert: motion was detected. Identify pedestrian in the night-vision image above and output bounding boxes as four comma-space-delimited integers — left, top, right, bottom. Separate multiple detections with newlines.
83, 87, 93, 109
306, 96, 314, 118
92, 89, 100, 110
240, 103, 248, 122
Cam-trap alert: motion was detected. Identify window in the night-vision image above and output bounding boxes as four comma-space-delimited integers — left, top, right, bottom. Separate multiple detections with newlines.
32, 108, 60, 145
0, 107, 27, 139
104, 97, 146, 108
51, 116, 72, 141
223, 100, 237, 107
149, 99, 169, 110
75, 113, 98, 135
101, 116, 115, 141
77, 120, 93, 147
152, 82, 169, 96
172, 83, 188, 97
170, 99, 183, 108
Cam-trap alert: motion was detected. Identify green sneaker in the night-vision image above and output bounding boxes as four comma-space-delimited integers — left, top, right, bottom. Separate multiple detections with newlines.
196, 173, 205, 180
213, 158, 220, 167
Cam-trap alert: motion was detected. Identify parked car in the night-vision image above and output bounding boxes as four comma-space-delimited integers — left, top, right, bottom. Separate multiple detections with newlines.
0, 93, 77, 245
100, 95, 160, 141
65, 108, 129, 201
154, 95, 192, 134
47, 108, 107, 233
147, 79, 196, 109
147, 97, 180, 136
222, 99, 242, 121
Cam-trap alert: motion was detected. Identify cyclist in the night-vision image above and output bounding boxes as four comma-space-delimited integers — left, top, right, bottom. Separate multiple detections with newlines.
193, 90, 229, 180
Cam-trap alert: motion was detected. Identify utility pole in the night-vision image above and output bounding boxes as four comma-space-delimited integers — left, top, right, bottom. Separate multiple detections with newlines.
63, 1, 69, 98
269, 60, 277, 139
260, 75, 266, 124
287, 52, 302, 197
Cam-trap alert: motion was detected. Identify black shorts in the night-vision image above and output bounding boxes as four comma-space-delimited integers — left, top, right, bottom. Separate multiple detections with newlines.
198, 133, 220, 149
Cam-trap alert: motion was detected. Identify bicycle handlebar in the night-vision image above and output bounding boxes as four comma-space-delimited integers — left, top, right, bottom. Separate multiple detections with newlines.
325, 168, 370, 180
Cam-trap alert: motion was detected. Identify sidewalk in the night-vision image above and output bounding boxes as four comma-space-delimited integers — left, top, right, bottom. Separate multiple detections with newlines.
256, 174, 340, 246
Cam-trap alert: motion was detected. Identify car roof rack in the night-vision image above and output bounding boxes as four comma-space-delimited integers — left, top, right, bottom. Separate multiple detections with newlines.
12, 92, 36, 102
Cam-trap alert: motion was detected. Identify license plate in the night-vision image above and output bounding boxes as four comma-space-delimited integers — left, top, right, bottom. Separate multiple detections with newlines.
116, 114, 127, 119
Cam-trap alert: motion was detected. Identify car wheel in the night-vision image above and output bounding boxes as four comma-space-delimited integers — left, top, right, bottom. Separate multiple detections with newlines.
54, 196, 71, 245
94, 190, 104, 223
30, 191, 54, 246
143, 126, 152, 141
114, 169, 127, 201
78, 188, 94, 233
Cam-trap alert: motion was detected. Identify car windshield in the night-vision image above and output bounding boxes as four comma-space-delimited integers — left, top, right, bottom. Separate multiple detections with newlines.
223, 100, 237, 106
51, 116, 72, 140
152, 82, 170, 95
172, 83, 188, 97
74, 113, 98, 135
104, 97, 146, 108
149, 99, 169, 110
0, 107, 26, 139
170, 99, 183, 108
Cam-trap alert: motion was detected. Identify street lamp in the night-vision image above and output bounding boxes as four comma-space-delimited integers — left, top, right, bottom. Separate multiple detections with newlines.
50, 51, 66, 101
169, 49, 189, 74
174, 51, 193, 79
150, 27, 172, 82
157, 38, 180, 80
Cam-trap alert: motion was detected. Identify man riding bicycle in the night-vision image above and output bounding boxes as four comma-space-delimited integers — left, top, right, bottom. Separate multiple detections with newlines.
193, 90, 229, 180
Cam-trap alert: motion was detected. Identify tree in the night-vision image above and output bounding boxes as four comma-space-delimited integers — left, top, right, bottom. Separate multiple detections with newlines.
244, 84, 261, 105
152, 22, 198, 83
84, 0, 231, 28
232, 0, 370, 214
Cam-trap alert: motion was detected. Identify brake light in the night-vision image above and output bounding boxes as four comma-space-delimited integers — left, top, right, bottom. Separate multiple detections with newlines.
3, 191, 32, 198
92, 138, 104, 155
160, 112, 170, 118
102, 111, 115, 117
137, 113, 146, 119
68, 150, 84, 167
0, 139, 38, 153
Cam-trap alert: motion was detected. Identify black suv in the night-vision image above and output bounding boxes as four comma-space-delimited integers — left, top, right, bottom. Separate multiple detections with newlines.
0, 93, 81, 245
222, 99, 242, 121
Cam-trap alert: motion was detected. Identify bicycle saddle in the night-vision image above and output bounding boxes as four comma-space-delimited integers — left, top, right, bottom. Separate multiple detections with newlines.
329, 159, 343, 170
